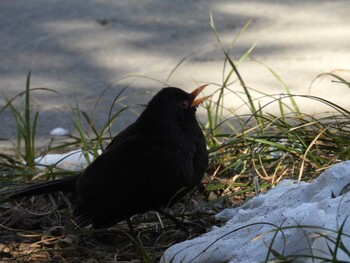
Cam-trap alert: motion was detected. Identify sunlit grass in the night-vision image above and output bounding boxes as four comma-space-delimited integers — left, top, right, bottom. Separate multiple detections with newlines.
201, 16, 350, 203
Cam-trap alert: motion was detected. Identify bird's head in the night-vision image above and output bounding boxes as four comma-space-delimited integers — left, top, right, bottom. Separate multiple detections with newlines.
141, 85, 211, 123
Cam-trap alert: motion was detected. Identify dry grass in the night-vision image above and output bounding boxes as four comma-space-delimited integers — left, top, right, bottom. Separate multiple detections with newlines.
0, 179, 228, 262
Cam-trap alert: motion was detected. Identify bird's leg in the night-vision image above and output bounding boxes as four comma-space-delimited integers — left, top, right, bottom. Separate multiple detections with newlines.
126, 217, 137, 238
156, 209, 189, 232
125, 217, 150, 258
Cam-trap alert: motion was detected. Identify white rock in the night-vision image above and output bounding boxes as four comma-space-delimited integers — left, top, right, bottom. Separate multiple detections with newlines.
162, 161, 350, 263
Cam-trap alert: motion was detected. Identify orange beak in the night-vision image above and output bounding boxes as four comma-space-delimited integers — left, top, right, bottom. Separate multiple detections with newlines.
191, 84, 211, 107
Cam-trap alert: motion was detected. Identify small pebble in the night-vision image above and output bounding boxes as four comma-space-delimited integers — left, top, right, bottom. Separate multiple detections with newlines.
50, 127, 69, 136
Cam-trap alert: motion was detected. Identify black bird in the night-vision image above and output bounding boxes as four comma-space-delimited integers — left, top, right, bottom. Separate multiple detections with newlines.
11, 86, 210, 229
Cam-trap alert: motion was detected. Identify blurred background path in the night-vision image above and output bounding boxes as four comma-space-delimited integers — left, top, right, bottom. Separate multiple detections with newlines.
1, 0, 349, 145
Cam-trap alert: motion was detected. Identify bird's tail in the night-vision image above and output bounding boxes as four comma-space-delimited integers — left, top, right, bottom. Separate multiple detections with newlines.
10, 174, 80, 199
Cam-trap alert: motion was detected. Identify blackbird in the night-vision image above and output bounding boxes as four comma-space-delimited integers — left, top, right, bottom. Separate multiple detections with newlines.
11, 85, 210, 229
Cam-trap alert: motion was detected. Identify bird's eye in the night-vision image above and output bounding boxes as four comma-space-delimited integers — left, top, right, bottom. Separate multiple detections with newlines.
179, 100, 189, 109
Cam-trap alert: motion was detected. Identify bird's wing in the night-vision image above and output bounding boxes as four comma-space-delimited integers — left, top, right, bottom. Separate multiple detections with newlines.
73, 132, 194, 228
